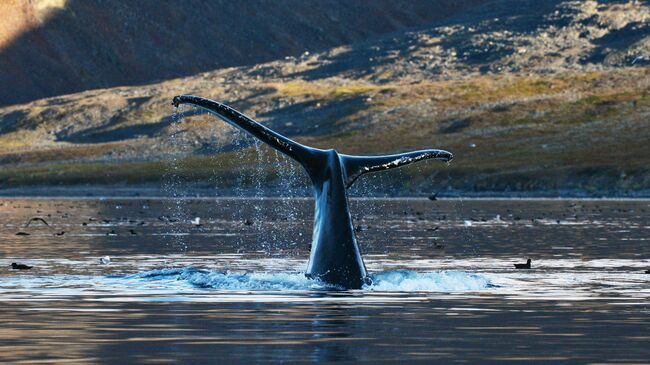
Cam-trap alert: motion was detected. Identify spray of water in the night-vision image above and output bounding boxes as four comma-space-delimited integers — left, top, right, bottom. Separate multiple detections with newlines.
128, 267, 493, 292
162, 105, 189, 252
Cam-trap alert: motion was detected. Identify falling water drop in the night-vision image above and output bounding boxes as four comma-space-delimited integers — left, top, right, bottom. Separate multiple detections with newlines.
162, 104, 191, 252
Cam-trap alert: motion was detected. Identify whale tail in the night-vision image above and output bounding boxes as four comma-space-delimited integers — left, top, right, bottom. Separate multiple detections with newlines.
172, 95, 452, 188
173, 95, 317, 169
340, 150, 452, 188
173, 95, 452, 289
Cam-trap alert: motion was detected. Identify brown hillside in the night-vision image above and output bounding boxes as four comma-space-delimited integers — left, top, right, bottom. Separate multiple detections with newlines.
0, 0, 649, 196
0, 0, 485, 107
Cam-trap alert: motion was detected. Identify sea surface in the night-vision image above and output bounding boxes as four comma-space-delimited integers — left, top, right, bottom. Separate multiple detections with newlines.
0, 197, 649, 364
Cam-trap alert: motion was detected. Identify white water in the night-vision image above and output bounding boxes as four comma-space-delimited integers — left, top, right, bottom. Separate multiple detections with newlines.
0, 268, 494, 300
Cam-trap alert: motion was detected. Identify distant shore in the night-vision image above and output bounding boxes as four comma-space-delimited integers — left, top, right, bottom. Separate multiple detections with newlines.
1, 184, 649, 199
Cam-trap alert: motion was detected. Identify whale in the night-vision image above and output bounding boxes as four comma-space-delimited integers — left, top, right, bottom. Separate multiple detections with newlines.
172, 95, 453, 289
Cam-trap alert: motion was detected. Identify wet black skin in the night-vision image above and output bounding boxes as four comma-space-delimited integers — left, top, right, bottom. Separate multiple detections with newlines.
172, 95, 453, 289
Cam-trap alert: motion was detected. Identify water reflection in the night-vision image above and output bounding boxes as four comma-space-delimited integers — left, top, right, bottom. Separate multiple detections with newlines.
308, 304, 356, 362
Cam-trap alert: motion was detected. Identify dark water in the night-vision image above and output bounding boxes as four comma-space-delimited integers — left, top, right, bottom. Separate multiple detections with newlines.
1, 197, 649, 364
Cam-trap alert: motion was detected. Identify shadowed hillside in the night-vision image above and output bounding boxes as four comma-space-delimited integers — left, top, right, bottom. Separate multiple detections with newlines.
0, 0, 485, 107
0, 0, 648, 196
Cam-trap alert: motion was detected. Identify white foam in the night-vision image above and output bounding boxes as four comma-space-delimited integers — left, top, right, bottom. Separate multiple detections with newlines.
132, 267, 493, 292
368, 270, 493, 292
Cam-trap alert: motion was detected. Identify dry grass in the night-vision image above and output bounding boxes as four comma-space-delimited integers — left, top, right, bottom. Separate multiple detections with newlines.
1, 67, 648, 192
268, 80, 393, 99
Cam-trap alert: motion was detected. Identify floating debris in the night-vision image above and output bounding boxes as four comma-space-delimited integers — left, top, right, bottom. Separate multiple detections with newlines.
25, 217, 49, 227
99, 256, 111, 265
514, 259, 532, 269
11, 263, 32, 270
355, 225, 371, 233
158, 215, 180, 223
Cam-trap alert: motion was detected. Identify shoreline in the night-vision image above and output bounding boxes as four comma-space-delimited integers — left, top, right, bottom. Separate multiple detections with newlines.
1, 185, 649, 200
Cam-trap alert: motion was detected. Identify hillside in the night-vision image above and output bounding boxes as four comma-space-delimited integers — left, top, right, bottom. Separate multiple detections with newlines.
0, 0, 649, 196
0, 0, 484, 107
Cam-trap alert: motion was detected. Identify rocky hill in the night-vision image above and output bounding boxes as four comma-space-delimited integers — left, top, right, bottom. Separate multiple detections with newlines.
0, 0, 484, 107
0, 0, 649, 196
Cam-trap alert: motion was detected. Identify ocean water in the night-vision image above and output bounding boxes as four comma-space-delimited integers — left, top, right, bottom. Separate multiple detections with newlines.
0, 197, 649, 363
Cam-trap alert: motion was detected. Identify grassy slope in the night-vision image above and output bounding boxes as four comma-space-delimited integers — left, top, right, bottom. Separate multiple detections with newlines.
1, 68, 648, 195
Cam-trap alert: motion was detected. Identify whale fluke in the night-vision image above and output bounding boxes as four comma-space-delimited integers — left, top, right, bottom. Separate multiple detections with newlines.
173, 95, 453, 289
341, 150, 452, 188
172, 95, 315, 168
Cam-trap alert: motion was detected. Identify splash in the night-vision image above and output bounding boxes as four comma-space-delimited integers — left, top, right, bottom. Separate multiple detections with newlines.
132, 267, 327, 290
131, 267, 493, 292
162, 104, 190, 251
367, 270, 493, 292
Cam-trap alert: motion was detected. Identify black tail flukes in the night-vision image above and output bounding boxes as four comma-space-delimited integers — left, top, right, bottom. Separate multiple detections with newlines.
172, 95, 452, 190
173, 95, 452, 289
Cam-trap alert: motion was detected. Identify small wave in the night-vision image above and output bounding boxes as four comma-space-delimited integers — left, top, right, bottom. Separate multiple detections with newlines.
367, 270, 493, 292
131, 267, 329, 290
131, 267, 493, 292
